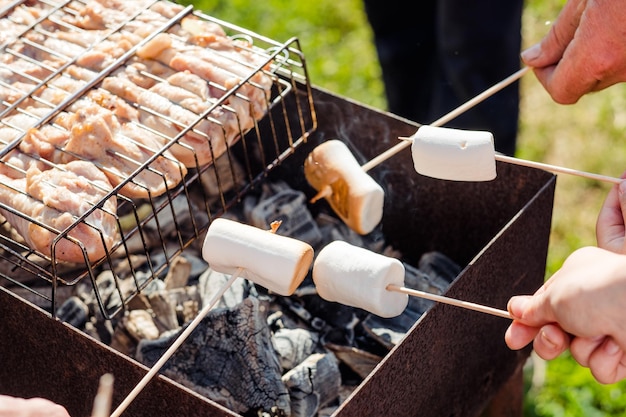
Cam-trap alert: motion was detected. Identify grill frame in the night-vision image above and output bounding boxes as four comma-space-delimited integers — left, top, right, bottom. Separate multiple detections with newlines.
0, 84, 555, 417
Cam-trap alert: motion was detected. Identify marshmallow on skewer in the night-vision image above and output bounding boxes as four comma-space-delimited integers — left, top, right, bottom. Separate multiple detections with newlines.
312, 240, 408, 318
304, 139, 384, 235
202, 217, 314, 296
113, 218, 313, 417
411, 125, 497, 182
313, 240, 512, 319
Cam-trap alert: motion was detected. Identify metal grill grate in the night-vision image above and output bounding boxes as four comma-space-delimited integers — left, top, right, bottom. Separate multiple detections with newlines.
0, 0, 316, 319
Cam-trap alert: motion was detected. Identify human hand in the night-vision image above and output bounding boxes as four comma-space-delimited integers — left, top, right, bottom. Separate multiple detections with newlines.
0, 395, 70, 417
521, 0, 626, 104
597, 174, 626, 253
505, 246, 626, 384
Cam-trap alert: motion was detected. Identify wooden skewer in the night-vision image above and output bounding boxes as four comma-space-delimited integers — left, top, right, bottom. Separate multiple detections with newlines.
110, 268, 242, 417
310, 67, 531, 203
361, 66, 531, 173
494, 154, 622, 184
110, 221, 283, 417
386, 284, 512, 319
393, 137, 623, 185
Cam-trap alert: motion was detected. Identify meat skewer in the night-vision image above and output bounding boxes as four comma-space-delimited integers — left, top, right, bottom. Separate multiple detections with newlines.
110, 218, 314, 417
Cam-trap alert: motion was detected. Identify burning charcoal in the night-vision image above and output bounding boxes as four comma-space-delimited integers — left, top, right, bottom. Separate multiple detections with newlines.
244, 181, 323, 247
282, 353, 341, 417
163, 255, 191, 289
147, 291, 179, 332
418, 251, 462, 288
272, 327, 319, 371
56, 296, 89, 328
136, 296, 290, 415
123, 309, 160, 342
199, 152, 246, 204
324, 343, 384, 380
198, 268, 255, 310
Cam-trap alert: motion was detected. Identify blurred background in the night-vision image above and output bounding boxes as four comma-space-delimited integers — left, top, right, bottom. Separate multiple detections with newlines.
183, 0, 626, 414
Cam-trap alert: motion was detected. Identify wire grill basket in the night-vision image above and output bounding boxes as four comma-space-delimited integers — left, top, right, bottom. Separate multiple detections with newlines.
0, 0, 316, 319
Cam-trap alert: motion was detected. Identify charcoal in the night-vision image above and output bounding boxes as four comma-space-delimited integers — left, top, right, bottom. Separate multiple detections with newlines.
418, 251, 462, 287
136, 296, 290, 415
198, 268, 254, 310
163, 255, 191, 289
122, 309, 160, 342
244, 181, 323, 247
56, 296, 89, 328
324, 343, 384, 380
282, 353, 341, 417
272, 327, 319, 371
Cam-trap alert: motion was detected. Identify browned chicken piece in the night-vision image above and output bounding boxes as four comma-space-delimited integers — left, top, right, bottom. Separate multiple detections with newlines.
148, 0, 185, 19
0, 148, 46, 179
101, 75, 229, 168
63, 0, 155, 30
39, 104, 187, 198
166, 71, 210, 101
75, 32, 138, 71
0, 159, 118, 263
137, 32, 263, 131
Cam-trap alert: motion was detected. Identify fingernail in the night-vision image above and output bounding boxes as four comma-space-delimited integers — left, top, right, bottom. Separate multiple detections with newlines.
521, 43, 541, 63
540, 328, 558, 350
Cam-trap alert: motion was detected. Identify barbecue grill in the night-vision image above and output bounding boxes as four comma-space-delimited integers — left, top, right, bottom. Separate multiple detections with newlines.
0, 1, 555, 416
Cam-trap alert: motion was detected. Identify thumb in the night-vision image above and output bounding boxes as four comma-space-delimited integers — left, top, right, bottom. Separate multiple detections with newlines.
521, 0, 584, 67
507, 294, 556, 327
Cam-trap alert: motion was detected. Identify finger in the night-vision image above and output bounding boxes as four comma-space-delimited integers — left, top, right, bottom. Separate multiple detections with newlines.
532, 324, 570, 360
588, 338, 626, 384
504, 321, 540, 350
597, 177, 626, 253
507, 292, 556, 327
570, 336, 606, 367
521, 0, 584, 68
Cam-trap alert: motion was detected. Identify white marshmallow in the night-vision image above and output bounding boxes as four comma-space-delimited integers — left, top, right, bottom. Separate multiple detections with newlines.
304, 139, 384, 235
202, 218, 314, 296
312, 240, 408, 318
411, 125, 497, 181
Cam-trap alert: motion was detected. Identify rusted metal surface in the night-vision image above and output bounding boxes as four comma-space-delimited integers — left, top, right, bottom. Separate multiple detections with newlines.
0, 85, 554, 416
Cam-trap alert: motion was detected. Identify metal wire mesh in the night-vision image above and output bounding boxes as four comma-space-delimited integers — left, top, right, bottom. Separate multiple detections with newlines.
0, 0, 316, 318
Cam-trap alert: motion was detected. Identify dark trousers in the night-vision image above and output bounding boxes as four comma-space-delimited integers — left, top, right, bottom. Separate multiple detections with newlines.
364, 0, 524, 156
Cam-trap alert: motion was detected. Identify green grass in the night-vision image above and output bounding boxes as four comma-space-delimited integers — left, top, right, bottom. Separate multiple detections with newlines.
187, 0, 626, 414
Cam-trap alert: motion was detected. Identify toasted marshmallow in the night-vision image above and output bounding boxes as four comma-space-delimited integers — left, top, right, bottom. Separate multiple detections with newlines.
202, 218, 314, 296
304, 139, 384, 234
